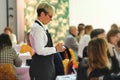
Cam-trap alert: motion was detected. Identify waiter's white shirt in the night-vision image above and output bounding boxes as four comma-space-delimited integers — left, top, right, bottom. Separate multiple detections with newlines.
30, 19, 56, 56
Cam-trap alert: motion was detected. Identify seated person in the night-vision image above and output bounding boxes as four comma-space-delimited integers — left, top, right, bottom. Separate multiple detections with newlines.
0, 33, 22, 67
77, 38, 111, 80
64, 26, 79, 59
83, 29, 120, 74
0, 33, 22, 79
83, 28, 106, 57
107, 29, 120, 73
78, 25, 93, 61
4, 27, 17, 46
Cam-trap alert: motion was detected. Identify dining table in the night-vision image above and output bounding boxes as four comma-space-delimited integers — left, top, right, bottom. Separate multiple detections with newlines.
16, 52, 31, 80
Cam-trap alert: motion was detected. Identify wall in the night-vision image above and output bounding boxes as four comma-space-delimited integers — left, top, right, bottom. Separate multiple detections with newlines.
69, 0, 120, 32
17, 0, 24, 43
8, 0, 17, 35
0, 0, 7, 34
0, 0, 17, 41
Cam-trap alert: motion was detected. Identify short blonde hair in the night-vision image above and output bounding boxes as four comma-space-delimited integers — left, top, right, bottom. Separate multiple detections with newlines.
37, 3, 54, 16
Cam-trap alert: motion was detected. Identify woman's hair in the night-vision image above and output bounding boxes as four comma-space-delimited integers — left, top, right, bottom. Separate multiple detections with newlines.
4, 27, 13, 33
88, 38, 110, 70
90, 28, 105, 39
107, 29, 120, 43
37, 3, 53, 17
0, 33, 12, 50
77, 23, 85, 35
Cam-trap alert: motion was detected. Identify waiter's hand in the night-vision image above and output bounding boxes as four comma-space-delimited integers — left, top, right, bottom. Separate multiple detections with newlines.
55, 43, 66, 52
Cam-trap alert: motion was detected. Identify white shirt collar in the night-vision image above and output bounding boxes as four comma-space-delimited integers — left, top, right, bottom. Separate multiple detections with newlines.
36, 19, 48, 31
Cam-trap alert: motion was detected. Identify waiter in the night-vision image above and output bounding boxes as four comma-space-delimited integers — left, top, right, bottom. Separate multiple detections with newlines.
29, 3, 65, 80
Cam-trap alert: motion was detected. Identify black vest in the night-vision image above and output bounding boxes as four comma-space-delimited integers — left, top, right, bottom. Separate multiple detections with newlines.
29, 20, 55, 80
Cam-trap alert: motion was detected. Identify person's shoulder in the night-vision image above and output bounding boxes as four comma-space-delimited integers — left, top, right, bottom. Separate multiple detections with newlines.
8, 47, 17, 54
2, 46, 16, 54
89, 67, 110, 78
77, 58, 89, 80
32, 23, 42, 28
78, 58, 89, 69
31, 24, 44, 32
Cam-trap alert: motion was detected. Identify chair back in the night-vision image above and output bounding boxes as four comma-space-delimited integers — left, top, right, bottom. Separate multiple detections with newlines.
0, 64, 17, 80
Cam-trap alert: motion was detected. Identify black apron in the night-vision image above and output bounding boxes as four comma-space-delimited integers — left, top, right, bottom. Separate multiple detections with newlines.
29, 20, 55, 80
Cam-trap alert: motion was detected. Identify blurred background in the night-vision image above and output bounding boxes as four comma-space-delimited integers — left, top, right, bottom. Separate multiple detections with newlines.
0, 0, 120, 44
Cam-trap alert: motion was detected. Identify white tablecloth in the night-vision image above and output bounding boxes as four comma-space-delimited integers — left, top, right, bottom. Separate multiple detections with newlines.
16, 65, 30, 80
13, 44, 21, 52
19, 52, 31, 64
56, 74, 76, 80
16, 53, 31, 80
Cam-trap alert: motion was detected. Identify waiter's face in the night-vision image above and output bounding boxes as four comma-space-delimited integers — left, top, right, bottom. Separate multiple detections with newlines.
41, 11, 53, 24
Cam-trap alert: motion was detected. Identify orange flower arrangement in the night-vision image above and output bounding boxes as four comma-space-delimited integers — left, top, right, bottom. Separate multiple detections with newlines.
20, 44, 34, 56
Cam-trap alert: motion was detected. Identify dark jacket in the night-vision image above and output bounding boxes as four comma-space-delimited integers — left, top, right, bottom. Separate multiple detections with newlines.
77, 58, 120, 80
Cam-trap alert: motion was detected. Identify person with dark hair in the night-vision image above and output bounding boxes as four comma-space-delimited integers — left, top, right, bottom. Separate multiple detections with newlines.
76, 23, 85, 43
107, 29, 120, 44
107, 29, 120, 70
77, 37, 120, 80
83, 28, 106, 57
4, 27, 17, 46
0, 33, 22, 66
29, 3, 65, 80
111, 23, 118, 30
90, 28, 105, 39
77, 38, 111, 80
